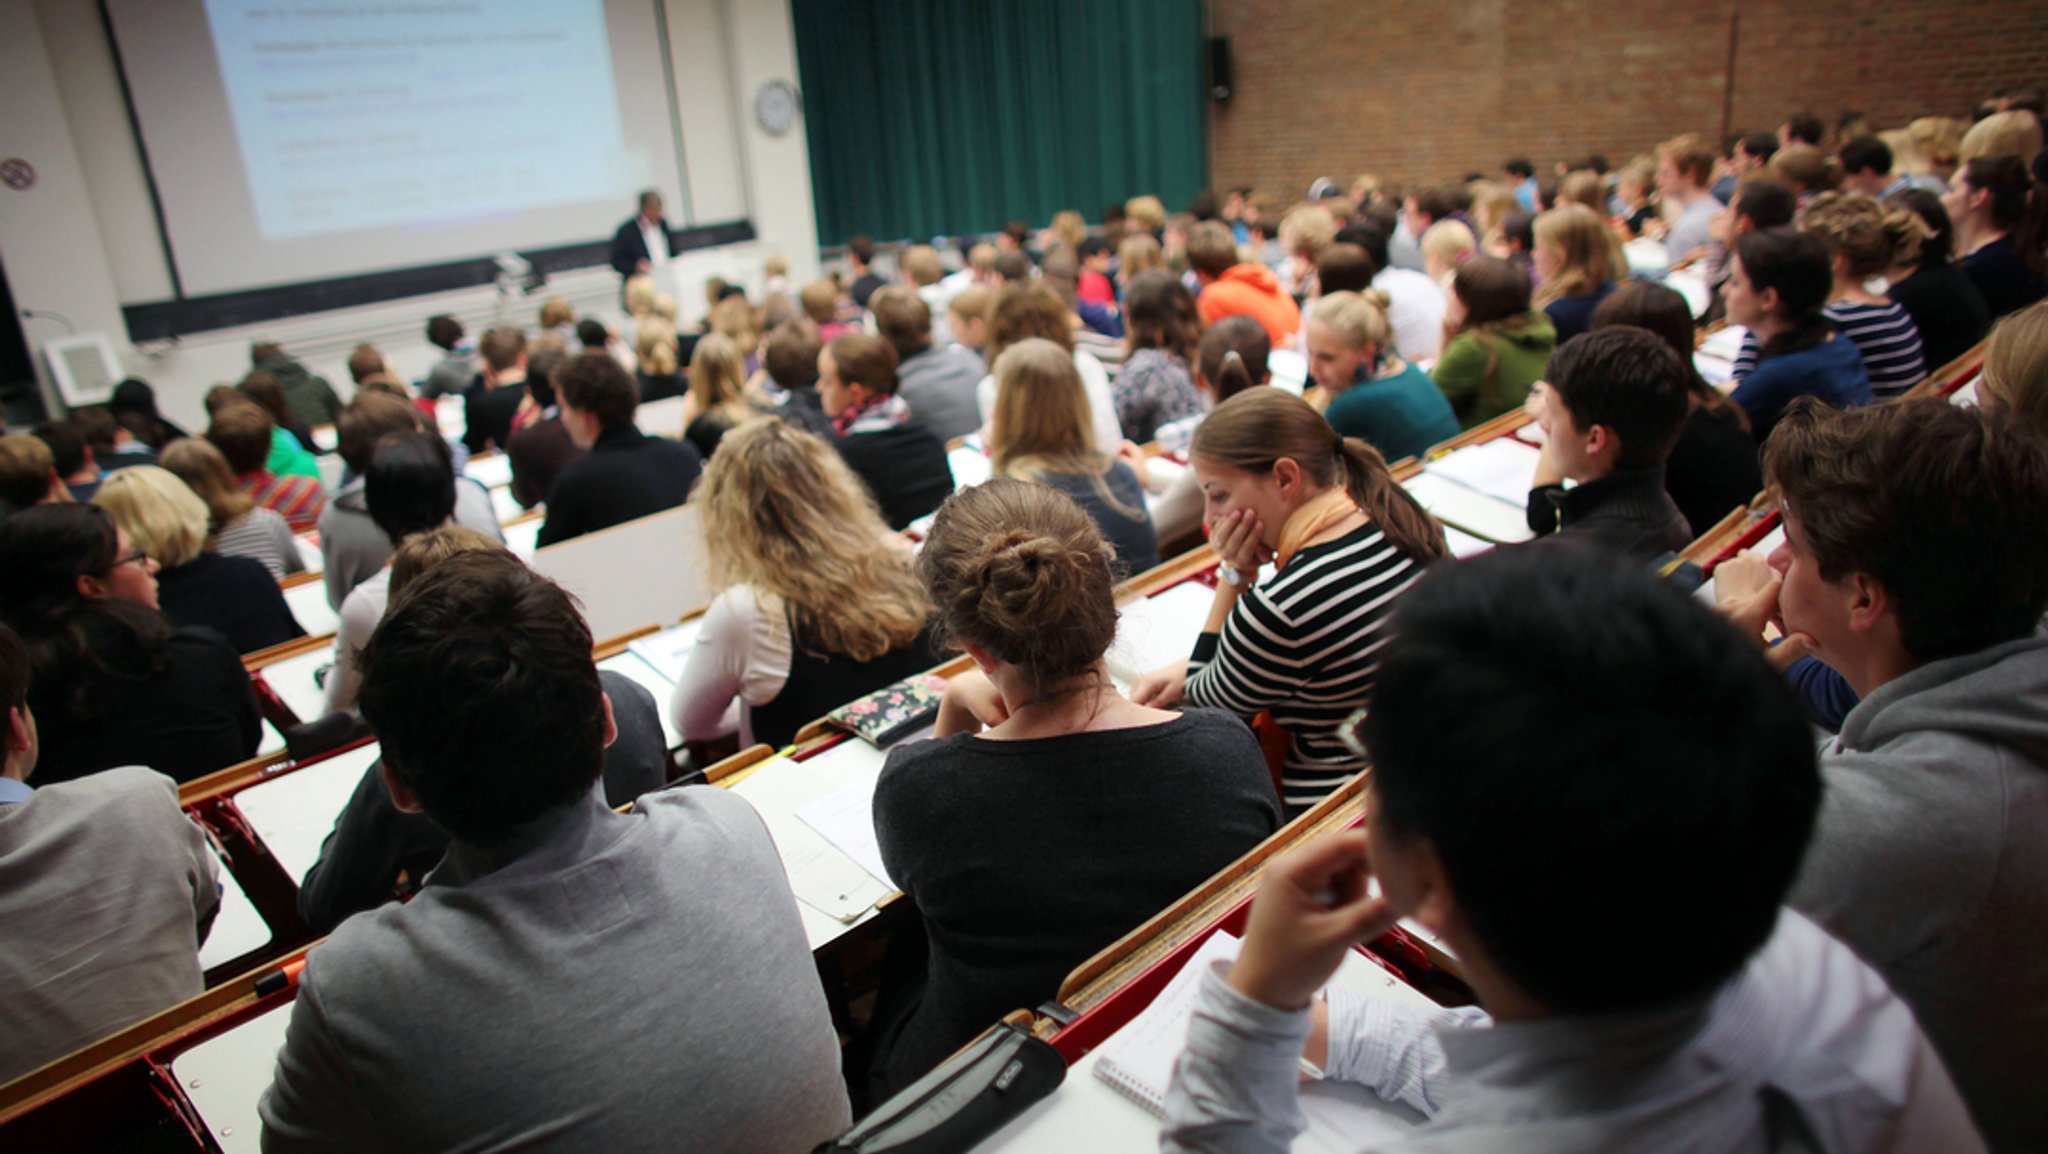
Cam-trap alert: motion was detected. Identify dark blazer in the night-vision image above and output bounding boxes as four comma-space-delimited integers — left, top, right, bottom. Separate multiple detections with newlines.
833, 422, 953, 531
462, 382, 527, 455
157, 552, 306, 655
609, 216, 675, 277
535, 425, 703, 547
296, 670, 670, 932
506, 415, 582, 510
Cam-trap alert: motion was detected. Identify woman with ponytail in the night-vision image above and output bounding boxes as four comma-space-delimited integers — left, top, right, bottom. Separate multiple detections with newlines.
1131, 388, 1446, 812
1945, 154, 2048, 317
1725, 227, 1873, 443
1798, 191, 1929, 397
864, 478, 1279, 1097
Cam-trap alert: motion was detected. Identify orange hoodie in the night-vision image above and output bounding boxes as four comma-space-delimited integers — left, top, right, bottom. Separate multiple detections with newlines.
1196, 264, 1302, 346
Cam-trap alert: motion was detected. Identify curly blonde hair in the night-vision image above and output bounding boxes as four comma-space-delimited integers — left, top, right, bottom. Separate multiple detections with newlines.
693, 417, 929, 660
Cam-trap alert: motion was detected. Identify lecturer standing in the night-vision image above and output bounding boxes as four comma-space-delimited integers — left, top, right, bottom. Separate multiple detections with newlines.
609, 190, 675, 285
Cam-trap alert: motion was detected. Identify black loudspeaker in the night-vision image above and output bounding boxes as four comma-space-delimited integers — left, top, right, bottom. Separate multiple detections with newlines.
1208, 36, 1233, 102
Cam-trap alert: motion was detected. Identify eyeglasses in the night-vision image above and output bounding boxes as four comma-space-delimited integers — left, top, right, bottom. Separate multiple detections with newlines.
108, 550, 151, 571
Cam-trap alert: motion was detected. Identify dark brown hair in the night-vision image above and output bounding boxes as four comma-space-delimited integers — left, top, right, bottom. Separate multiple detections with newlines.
1122, 269, 1200, 362
1764, 398, 2048, 661
918, 478, 1118, 699
869, 286, 934, 361
238, 371, 297, 431
478, 327, 527, 373
554, 350, 641, 430
827, 332, 900, 397
205, 402, 274, 474
986, 281, 1074, 366
337, 392, 428, 474
1592, 281, 1747, 430
764, 320, 824, 389
1197, 315, 1271, 401
1192, 388, 1446, 564
1315, 243, 1377, 294
1450, 255, 1532, 329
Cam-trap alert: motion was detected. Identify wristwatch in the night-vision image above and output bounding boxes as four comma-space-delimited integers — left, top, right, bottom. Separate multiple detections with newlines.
1218, 563, 1246, 587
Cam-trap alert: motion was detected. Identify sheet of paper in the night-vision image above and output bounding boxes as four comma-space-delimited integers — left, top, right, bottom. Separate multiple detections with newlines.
1423, 437, 1542, 508
490, 484, 524, 526
1443, 526, 1492, 558
198, 844, 272, 972
1105, 580, 1217, 683
1267, 348, 1308, 395
234, 743, 382, 884
502, 516, 542, 560
624, 619, 705, 687
1951, 377, 1979, 407
726, 753, 899, 935
172, 1002, 292, 1154
1400, 473, 1533, 544
1622, 236, 1668, 272
1696, 323, 1749, 362
594, 651, 682, 750
948, 444, 993, 489
292, 532, 323, 574
463, 451, 514, 490
281, 581, 338, 640
1665, 269, 1710, 319
794, 768, 894, 888
259, 645, 335, 728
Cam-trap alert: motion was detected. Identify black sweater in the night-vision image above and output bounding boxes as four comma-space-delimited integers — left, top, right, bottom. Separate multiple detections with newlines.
157, 552, 306, 655
33, 626, 263, 785
833, 422, 954, 530
1888, 264, 1992, 373
536, 425, 703, 547
1664, 404, 1764, 539
1528, 466, 1694, 563
867, 709, 1280, 1095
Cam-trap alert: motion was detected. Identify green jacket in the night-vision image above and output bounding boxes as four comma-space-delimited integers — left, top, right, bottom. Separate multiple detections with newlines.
1431, 310, 1557, 428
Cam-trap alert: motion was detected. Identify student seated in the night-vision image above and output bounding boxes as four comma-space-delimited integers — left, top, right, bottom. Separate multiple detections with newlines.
535, 351, 705, 547
1591, 283, 1762, 537
320, 392, 503, 608
1945, 155, 2048, 318
1978, 299, 2048, 422
259, 551, 851, 1152
1187, 219, 1303, 345
633, 318, 688, 404
1114, 271, 1208, 444
989, 339, 1160, 572
298, 528, 668, 932
1132, 389, 1446, 812
1799, 192, 1928, 397
251, 339, 344, 431
864, 479, 1281, 1098
460, 327, 530, 455
756, 320, 840, 440
1725, 228, 1873, 443
1531, 204, 1620, 344
0, 623, 220, 1084
0, 504, 260, 784
1306, 291, 1458, 461
974, 281, 1125, 453
159, 437, 306, 580
503, 347, 579, 509
1655, 133, 1723, 263
205, 400, 326, 533
1431, 256, 1557, 429
1726, 399, 2048, 1151
1161, 546, 1984, 1153
1126, 316, 1273, 547
679, 333, 764, 459
820, 332, 953, 531
1523, 328, 1694, 561
0, 432, 68, 514
323, 432, 463, 715
1884, 188, 1994, 373
420, 313, 476, 399
234, 373, 321, 478
32, 420, 105, 502
93, 466, 304, 654
671, 418, 938, 748
873, 286, 985, 442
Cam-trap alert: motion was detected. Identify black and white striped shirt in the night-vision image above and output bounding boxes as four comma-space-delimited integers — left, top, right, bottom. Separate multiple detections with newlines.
1183, 524, 1427, 812
1824, 301, 1925, 398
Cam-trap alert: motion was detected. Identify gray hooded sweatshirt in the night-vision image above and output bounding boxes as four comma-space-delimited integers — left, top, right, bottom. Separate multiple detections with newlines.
1789, 629, 2048, 1153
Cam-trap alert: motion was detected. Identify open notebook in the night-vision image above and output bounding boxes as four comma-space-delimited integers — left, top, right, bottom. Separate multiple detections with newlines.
1091, 932, 1425, 1144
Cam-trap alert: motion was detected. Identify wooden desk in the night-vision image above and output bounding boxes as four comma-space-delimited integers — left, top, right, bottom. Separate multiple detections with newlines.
168, 1003, 290, 1154
529, 505, 709, 643
279, 578, 338, 641
198, 847, 274, 979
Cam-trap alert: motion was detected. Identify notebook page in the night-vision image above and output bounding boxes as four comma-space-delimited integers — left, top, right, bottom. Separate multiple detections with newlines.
794, 768, 894, 888
1091, 932, 1244, 1113
1104, 581, 1217, 684
1423, 438, 1542, 508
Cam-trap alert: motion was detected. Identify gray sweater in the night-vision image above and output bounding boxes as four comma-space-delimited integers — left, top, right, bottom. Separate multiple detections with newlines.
318, 474, 505, 610
1789, 629, 2048, 1153
260, 785, 851, 1153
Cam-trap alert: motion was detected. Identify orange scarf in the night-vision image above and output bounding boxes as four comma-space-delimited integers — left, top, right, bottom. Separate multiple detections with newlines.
1273, 487, 1361, 570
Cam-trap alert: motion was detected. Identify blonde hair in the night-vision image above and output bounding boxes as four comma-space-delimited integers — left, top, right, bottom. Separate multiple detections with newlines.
986, 340, 1141, 522
1980, 300, 2048, 424
1800, 191, 1928, 280
694, 418, 929, 660
899, 245, 945, 287
947, 284, 992, 331
1125, 195, 1167, 232
158, 437, 255, 533
762, 254, 790, 278
623, 275, 656, 316
687, 332, 755, 425
1533, 204, 1622, 307
92, 466, 210, 568
1279, 205, 1337, 257
1908, 116, 1966, 171
1047, 210, 1087, 253
1468, 181, 1520, 240
1559, 170, 1606, 214
1656, 133, 1717, 187
1117, 232, 1164, 280
1770, 145, 1841, 194
1308, 291, 1394, 352
1959, 110, 2044, 165
649, 292, 678, 323
709, 295, 758, 352
798, 279, 840, 324
389, 525, 503, 599
635, 317, 680, 376
538, 296, 574, 329
1421, 219, 1477, 280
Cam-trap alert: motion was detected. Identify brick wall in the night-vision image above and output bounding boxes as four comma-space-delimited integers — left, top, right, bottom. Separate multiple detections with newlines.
1208, 0, 2048, 196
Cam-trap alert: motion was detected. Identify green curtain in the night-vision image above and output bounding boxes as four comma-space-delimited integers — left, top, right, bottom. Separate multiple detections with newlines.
791, 0, 1208, 246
